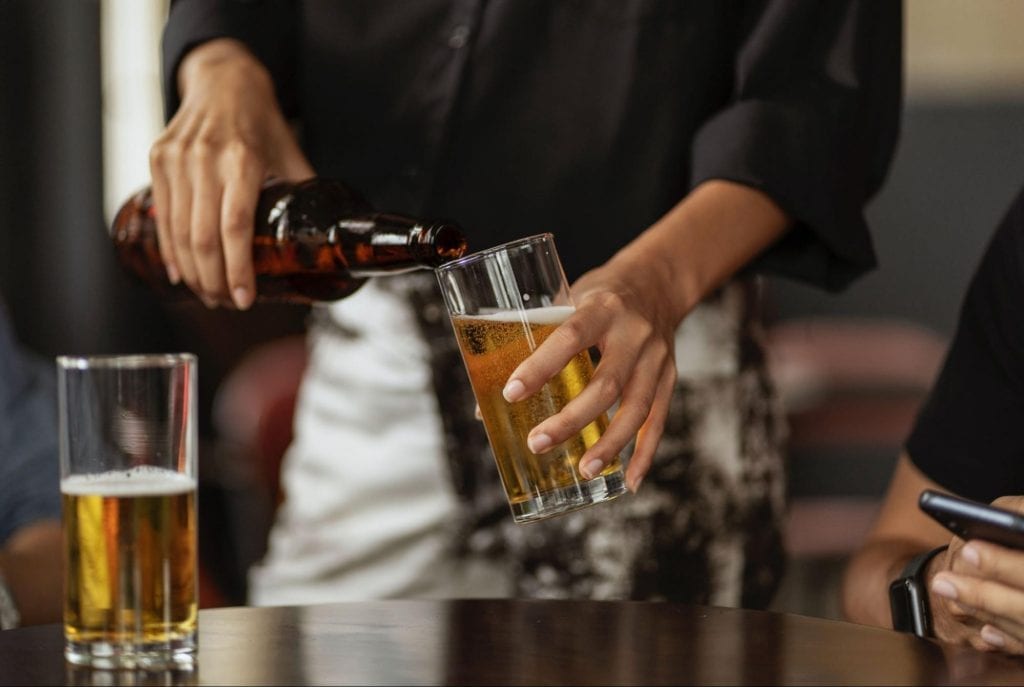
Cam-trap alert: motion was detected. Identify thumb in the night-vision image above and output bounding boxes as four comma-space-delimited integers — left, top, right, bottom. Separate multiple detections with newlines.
267, 120, 315, 181
276, 143, 315, 181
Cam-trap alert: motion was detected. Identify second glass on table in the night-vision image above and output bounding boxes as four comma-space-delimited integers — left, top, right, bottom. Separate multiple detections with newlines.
436, 233, 627, 523
57, 353, 198, 670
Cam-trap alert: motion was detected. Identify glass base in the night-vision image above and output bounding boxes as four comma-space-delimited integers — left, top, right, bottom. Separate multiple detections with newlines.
64, 634, 197, 671
510, 470, 628, 523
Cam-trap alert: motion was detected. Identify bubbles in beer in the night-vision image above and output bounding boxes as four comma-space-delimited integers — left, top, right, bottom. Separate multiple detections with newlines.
62, 465, 198, 655
451, 305, 620, 504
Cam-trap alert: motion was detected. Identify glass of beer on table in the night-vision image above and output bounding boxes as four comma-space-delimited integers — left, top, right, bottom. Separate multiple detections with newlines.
436, 233, 627, 523
57, 353, 198, 670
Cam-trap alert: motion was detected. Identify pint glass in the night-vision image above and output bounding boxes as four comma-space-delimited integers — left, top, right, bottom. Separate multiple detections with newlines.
436, 233, 627, 522
57, 354, 198, 669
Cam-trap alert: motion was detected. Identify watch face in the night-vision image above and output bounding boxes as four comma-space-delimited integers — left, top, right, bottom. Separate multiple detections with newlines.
889, 578, 919, 634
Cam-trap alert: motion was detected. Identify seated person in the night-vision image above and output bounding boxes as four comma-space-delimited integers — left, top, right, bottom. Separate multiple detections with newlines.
0, 298, 62, 629
842, 183, 1024, 654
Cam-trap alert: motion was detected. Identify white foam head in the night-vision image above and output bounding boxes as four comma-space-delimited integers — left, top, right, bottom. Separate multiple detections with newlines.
462, 304, 575, 325
61, 465, 196, 496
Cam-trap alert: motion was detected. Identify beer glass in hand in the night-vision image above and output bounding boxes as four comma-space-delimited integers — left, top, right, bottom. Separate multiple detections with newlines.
57, 354, 198, 670
437, 234, 627, 522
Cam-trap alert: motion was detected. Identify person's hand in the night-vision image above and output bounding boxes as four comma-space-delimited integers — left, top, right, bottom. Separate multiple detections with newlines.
501, 256, 679, 493
929, 495, 1024, 653
148, 38, 314, 310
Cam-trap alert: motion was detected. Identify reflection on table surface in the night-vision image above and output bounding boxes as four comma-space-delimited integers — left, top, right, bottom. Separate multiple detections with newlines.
3, 600, 1024, 685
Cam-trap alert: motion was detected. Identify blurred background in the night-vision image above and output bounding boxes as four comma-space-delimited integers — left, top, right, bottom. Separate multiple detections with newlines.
2, 0, 1024, 615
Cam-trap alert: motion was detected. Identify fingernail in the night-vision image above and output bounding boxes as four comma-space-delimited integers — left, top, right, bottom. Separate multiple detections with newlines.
528, 433, 552, 454
630, 476, 644, 493
503, 379, 525, 402
580, 458, 603, 479
200, 295, 218, 309
474, 405, 483, 421
166, 264, 180, 284
233, 287, 251, 310
981, 625, 1006, 647
961, 544, 981, 567
932, 578, 958, 600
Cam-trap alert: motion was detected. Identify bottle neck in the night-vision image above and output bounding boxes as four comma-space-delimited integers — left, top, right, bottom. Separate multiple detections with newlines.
340, 213, 467, 276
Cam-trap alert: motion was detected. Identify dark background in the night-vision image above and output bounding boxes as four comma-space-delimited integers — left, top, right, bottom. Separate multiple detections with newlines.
6, 2, 1024, 359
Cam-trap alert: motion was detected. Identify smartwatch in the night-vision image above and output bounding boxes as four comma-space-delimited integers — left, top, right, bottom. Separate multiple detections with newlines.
889, 545, 948, 638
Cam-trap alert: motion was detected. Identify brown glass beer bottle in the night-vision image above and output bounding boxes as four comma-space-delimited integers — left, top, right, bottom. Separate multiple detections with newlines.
110, 178, 468, 304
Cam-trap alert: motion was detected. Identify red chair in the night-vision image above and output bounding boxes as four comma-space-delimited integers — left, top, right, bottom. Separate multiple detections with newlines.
212, 334, 309, 510
197, 335, 309, 608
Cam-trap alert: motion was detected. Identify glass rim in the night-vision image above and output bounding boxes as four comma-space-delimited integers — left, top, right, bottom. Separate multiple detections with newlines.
435, 232, 554, 273
56, 352, 197, 370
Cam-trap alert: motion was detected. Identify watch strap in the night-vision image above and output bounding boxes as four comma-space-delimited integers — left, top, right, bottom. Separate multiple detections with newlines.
889, 545, 948, 638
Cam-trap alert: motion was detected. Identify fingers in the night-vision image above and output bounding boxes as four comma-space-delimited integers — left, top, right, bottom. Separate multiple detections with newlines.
504, 297, 676, 489
977, 625, 1024, 654
955, 541, 1024, 588
148, 143, 179, 284
523, 336, 642, 460
623, 364, 675, 492
169, 159, 199, 294
932, 571, 1024, 652
221, 148, 263, 310
531, 339, 664, 481
189, 157, 229, 305
504, 310, 605, 404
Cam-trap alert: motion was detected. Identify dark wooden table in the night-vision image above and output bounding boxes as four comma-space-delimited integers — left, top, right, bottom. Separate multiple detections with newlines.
2, 600, 1024, 685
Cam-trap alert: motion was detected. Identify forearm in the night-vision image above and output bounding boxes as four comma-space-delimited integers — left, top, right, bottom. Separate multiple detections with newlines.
842, 539, 922, 628
0, 520, 63, 626
607, 179, 791, 326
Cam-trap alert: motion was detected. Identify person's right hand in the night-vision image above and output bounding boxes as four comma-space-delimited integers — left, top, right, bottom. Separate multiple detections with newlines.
929, 495, 1024, 654
149, 38, 314, 310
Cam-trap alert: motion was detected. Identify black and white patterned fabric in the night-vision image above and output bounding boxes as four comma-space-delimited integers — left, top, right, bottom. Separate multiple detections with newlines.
393, 273, 786, 607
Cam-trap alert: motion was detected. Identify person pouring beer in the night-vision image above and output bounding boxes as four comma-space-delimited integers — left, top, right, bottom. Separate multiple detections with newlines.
147, 0, 902, 606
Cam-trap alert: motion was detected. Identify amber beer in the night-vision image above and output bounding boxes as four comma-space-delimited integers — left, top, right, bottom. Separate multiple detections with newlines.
452, 306, 622, 504
62, 466, 197, 660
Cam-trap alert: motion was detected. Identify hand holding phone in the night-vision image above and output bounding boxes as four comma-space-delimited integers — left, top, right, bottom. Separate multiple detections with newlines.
919, 489, 1024, 549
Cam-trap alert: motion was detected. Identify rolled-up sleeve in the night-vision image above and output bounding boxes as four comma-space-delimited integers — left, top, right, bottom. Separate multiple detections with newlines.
691, 0, 902, 291
161, 0, 299, 120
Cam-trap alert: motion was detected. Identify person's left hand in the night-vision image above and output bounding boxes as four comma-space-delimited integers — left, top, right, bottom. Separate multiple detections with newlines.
500, 256, 679, 493
931, 495, 1024, 654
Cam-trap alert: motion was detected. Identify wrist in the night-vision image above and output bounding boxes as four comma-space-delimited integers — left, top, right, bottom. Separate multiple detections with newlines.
178, 38, 271, 97
628, 180, 790, 321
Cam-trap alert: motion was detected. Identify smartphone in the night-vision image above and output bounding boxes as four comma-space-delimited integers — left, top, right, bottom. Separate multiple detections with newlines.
919, 489, 1024, 549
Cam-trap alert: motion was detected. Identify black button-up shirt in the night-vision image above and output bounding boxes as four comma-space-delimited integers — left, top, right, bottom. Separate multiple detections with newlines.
163, 0, 901, 288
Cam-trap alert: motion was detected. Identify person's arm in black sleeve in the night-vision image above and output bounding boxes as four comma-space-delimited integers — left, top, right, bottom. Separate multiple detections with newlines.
843, 184, 1024, 655
162, 0, 299, 121
506, 2, 903, 490
691, 0, 902, 291
906, 185, 1024, 503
